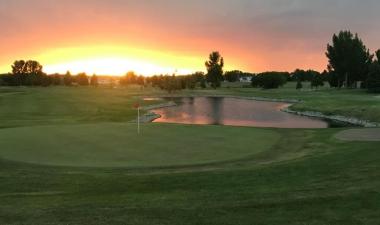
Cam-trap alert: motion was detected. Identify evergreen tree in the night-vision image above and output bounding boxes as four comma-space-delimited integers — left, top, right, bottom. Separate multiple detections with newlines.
326, 30, 372, 88
205, 51, 224, 89
367, 50, 380, 93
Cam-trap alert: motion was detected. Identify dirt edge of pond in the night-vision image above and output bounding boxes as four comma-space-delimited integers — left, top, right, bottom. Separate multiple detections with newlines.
131, 102, 178, 123
282, 108, 379, 128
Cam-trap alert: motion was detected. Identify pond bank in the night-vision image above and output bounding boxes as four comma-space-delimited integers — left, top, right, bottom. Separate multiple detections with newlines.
132, 101, 177, 123
156, 94, 301, 104
282, 108, 380, 128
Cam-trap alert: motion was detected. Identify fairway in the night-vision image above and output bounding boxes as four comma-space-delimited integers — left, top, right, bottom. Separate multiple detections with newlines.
0, 123, 279, 167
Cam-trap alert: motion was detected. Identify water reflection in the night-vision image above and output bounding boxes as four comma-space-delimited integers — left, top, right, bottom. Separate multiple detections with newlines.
152, 97, 329, 128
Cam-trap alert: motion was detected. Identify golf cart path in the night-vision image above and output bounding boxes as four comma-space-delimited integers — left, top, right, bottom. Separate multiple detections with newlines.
336, 128, 380, 141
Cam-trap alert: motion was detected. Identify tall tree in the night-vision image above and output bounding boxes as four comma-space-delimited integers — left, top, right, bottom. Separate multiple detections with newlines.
367, 50, 380, 92
12, 60, 43, 75
326, 31, 372, 88
367, 63, 380, 93
120, 71, 137, 86
375, 49, 380, 65
25, 60, 43, 74
11, 60, 27, 75
11, 60, 44, 85
205, 51, 224, 88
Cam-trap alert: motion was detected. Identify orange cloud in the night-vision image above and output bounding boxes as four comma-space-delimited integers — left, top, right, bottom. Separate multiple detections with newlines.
1, 0, 379, 75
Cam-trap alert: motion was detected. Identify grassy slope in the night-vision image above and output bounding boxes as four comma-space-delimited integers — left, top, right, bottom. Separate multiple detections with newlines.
0, 86, 163, 128
0, 85, 379, 225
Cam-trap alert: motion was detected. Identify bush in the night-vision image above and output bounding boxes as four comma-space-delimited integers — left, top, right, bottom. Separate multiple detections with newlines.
200, 79, 207, 88
90, 75, 99, 86
252, 72, 287, 89
224, 70, 242, 82
0, 75, 5, 86
326, 70, 340, 88
296, 80, 303, 90
64, 72, 73, 86
292, 69, 320, 82
311, 74, 325, 89
76, 73, 89, 86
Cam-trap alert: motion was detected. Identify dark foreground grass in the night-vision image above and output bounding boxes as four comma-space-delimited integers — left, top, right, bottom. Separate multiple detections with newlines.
0, 86, 379, 225
0, 127, 379, 225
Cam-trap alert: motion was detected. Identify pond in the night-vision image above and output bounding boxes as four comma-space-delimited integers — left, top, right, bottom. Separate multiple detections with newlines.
151, 97, 329, 128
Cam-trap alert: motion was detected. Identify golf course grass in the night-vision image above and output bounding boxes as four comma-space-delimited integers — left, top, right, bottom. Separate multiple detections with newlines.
0, 123, 279, 167
0, 85, 379, 225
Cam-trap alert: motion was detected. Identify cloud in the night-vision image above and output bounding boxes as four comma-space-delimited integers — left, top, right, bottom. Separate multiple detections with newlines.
0, 0, 379, 72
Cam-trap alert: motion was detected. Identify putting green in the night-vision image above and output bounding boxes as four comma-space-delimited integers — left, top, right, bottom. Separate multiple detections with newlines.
0, 123, 280, 168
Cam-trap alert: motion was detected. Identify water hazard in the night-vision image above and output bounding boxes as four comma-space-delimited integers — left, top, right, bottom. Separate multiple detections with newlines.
151, 97, 329, 128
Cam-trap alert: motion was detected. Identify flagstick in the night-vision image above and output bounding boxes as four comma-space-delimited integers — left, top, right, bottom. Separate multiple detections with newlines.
137, 107, 140, 134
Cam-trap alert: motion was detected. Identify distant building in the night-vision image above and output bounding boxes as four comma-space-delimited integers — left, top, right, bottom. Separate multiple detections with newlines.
239, 76, 252, 83
97, 76, 119, 86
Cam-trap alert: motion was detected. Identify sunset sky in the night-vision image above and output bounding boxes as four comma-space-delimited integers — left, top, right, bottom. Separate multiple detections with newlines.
0, 0, 379, 75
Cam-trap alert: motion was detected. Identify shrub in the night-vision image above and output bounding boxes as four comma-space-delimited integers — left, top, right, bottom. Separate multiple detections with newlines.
311, 74, 325, 89
76, 73, 89, 86
296, 80, 303, 90
252, 72, 287, 89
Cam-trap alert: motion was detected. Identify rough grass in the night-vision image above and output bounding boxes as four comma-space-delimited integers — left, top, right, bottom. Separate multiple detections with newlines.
335, 128, 380, 141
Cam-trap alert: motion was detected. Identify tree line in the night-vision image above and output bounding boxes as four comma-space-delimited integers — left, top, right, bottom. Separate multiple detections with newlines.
0, 59, 326, 90
1, 30, 380, 92
0, 61, 100, 87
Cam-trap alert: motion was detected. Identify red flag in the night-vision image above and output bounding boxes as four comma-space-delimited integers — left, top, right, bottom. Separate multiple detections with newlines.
133, 103, 140, 109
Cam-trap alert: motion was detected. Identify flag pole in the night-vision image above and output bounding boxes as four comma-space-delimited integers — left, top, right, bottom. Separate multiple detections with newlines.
134, 102, 141, 135
138, 106, 140, 134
